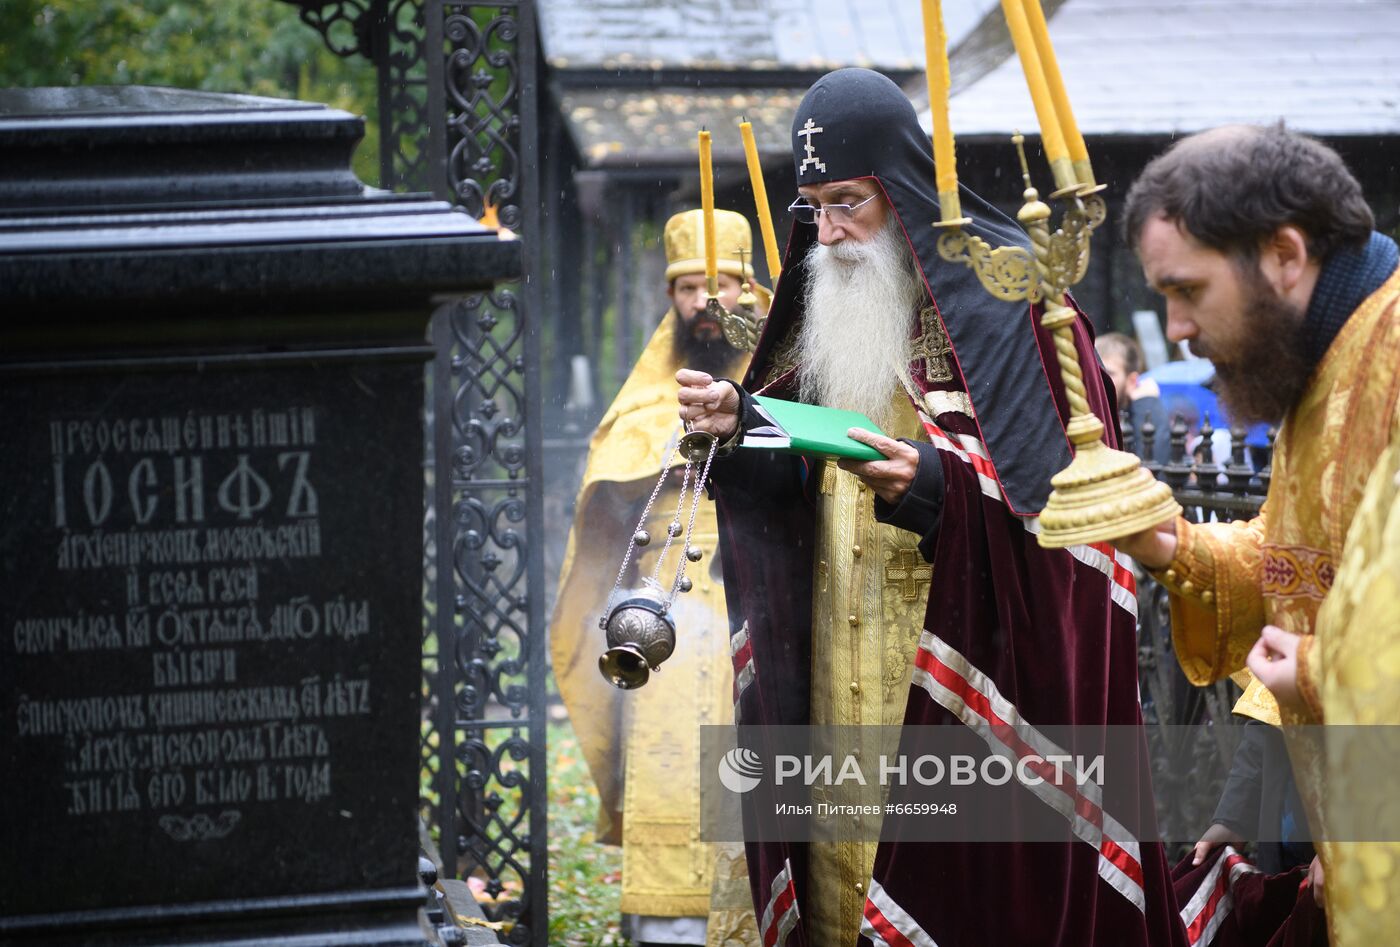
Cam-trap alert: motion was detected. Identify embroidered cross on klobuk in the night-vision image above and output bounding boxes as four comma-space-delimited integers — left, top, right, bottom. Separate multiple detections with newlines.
798, 118, 826, 175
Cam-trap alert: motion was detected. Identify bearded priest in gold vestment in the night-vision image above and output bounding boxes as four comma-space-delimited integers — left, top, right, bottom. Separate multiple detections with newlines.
1120, 124, 1400, 945
550, 209, 767, 947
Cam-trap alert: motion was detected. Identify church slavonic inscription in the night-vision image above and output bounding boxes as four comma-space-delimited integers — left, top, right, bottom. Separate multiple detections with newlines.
8, 405, 375, 830
1, 357, 424, 918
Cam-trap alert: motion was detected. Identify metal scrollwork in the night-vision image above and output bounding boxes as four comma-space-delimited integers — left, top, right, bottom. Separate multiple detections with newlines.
421, 472, 443, 830
1080, 190, 1108, 230
718, 252, 767, 353
719, 298, 765, 353
1046, 214, 1091, 291
453, 489, 529, 719
381, 0, 431, 192
720, 307, 759, 352
282, 0, 431, 192
1051, 191, 1105, 288
441, 4, 523, 226
428, 5, 543, 943
433, 275, 542, 944
283, 0, 379, 58
936, 228, 1040, 303
451, 288, 529, 479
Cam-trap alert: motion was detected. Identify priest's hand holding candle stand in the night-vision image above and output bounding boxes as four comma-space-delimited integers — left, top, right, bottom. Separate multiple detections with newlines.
921, 0, 1178, 547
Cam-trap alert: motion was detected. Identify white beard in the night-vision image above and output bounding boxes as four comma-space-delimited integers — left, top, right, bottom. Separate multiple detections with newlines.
797, 218, 924, 428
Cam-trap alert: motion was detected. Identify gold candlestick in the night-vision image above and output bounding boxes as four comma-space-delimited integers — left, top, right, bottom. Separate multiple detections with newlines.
719, 247, 766, 352
937, 135, 1179, 548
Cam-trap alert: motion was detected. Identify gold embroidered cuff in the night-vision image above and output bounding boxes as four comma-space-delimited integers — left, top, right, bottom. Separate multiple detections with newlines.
1149, 518, 1217, 608
1294, 633, 1324, 723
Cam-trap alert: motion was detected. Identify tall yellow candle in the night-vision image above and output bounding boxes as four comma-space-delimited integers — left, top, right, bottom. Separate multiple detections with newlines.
698, 129, 719, 295
738, 119, 782, 281
999, 0, 1076, 192
1022, 0, 1093, 186
920, 0, 964, 222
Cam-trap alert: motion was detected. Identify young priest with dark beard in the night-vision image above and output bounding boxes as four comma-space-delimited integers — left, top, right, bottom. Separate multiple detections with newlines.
1117, 123, 1400, 944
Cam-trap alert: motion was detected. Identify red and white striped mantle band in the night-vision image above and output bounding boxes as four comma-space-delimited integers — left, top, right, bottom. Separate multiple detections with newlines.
1179, 845, 1260, 947
913, 632, 1148, 914
861, 876, 941, 947
760, 857, 799, 947
920, 419, 1138, 620
731, 620, 754, 716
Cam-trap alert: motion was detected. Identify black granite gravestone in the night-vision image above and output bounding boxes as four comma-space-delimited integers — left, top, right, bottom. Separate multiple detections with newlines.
0, 87, 520, 945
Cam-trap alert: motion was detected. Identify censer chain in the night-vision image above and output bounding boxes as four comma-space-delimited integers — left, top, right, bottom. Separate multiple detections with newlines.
664, 435, 719, 606
601, 440, 678, 624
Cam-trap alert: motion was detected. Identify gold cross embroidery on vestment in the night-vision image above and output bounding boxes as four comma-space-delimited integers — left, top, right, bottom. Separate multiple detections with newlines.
913, 304, 954, 383
884, 547, 932, 601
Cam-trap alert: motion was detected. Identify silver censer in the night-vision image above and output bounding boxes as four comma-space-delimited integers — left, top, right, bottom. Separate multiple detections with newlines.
598, 429, 719, 689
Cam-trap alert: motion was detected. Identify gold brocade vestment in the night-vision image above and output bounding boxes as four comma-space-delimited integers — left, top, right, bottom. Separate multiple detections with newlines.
807, 397, 931, 947
1152, 268, 1400, 944
549, 313, 758, 944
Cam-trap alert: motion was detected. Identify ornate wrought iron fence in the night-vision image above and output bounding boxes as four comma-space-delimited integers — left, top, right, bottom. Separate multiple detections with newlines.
287, 3, 545, 942
425, 5, 544, 943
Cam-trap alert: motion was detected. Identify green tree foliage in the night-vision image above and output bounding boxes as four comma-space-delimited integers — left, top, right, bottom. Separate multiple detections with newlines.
1, 0, 380, 184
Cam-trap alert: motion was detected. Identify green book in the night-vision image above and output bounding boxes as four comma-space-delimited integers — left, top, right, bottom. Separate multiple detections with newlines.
743, 395, 887, 461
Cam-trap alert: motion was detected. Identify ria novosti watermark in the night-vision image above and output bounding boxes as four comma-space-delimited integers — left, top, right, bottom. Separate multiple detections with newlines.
719, 746, 1104, 793
701, 724, 1400, 845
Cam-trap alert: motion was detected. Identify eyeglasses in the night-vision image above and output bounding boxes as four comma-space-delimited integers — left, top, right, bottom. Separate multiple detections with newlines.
787, 192, 880, 226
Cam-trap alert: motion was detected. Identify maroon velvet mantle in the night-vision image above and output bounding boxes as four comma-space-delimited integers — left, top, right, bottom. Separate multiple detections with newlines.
1171, 846, 1326, 947
712, 309, 1189, 946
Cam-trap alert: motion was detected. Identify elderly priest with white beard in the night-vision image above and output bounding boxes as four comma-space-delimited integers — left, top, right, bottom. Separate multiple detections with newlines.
678, 69, 1185, 947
